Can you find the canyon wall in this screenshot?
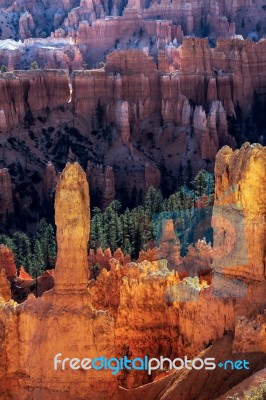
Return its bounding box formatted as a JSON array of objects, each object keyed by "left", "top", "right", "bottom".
[
  {"left": 0, "top": 70, "right": 70, "bottom": 133},
  {"left": 0, "top": 40, "right": 265, "bottom": 215}
]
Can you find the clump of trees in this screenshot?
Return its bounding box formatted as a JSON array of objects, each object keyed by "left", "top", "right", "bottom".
[
  {"left": 90, "top": 170, "right": 214, "bottom": 258},
  {"left": 30, "top": 61, "right": 40, "bottom": 70},
  {"left": 0, "top": 218, "right": 56, "bottom": 277}
]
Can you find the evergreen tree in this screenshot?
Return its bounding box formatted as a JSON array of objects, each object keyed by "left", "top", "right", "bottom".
[
  {"left": 90, "top": 207, "right": 107, "bottom": 249},
  {"left": 46, "top": 225, "right": 57, "bottom": 268},
  {"left": 192, "top": 170, "right": 207, "bottom": 197},
  {"left": 0, "top": 234, "right": 15, "bottom": 252},
  {"left": 104, "top": 201, "right": 122, "bottom": 252},
  {"left": 31, "top": 240, "right": 45, "bottom": 277},
  {"left": 30, "top": 61, "right": 39, "bottom": 70},
  {"left": 35, "top": 218, "right": 56, "bottom": 269},
  {"left": 12, "top": 232, "right": 33, "bottom": 273},
  {"left": 144, "top": 186, "right": 163, "bottom": 218},
  {"left": 166, "top": 192, "right": 182, "bottom": 211},
  {"left": 121, "top": 208, "right": 134, "bottom": 255}
]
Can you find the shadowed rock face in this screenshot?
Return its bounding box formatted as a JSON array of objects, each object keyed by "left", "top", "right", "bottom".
[
  {"left": 0, "top": 169, "right": 13, "bottom": 224},
  {"left": 54, "top": 162, "right": 90, "bottom": 293}
]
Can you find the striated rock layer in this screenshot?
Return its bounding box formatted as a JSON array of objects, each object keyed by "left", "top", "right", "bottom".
[{"left": 0, "top": 70, "right": 70, "bottom": 132}]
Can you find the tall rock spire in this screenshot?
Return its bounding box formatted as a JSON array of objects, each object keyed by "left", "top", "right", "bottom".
[{"left": 54, "top": 162, "right": 90, "bottom": 293}]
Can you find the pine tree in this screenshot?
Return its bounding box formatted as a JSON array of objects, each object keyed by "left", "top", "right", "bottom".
[
  {"left": 144, "top": 186, "right": 163, "bottom": 218},
  {"left": 166, "top": 192, "right": 182, "bottom": 211},
  {"left": 30, "top": 61, "right": 39, "bottom": 70},
  {"left": 121, "top": 208, "right": 134, "bottom": 255},
  {"left": 90, "top": 207, "right": 107, "bottom": 249},
  {"left": 192, "top": 170, "right": 207, "bottom": 197},
  {"left": 46, "top": 225, "right": 56, "bottom": 268},
  {"left": 0, "top": 234, "right": 15, "bottom": 252},
  {"left": 12, "top": 232, "right": 33, "bottom": 273},
  {"left": 35, "top": 218, "right": 56, "bottom": 269},
  {"left": 104, "top": 201, "right": 122, "bottom": 252},
  {"left": 31, "top": 240, "right": 45, "bottom": 277}
]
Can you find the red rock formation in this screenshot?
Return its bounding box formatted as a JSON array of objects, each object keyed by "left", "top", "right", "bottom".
[
  {"left": 0, "top": 168, "right": 14, "bottom": 223},
  {"left": 138, "top": 248, "right": 158, "bottom": 263},
  {"left": 157, "top": 219, "right": 181, "bottom": 269},
  {"left": 233, "top": 312, "right": 266, "bottom": 353},
  {"left": 193, "top": 105, "right": 219, "bottom": 160},
  {"left": 15, "top": 270, "right": 54, "bottom": 299},
  {"left": 19, "top": 11, "right": 35, "bottom": 39},
  {"left": 88, "top": 247, "right": 131, "bottom": 278},
  {"left": 102, "top": 166, "right": 116, "bottom": 208},
  {"left": 181, "top": 240, "right": 213, "bottom": 279},
  {"left": 18, "top": 266, "right": 32, "bottom": 280},
  {"left": 0, "top": 245, "right": 16, "bottom": 279},
  {"left": 86, "top": 162, "right": 115, "bottom": 208},
  {"left": 0, "top": 269, "right": 11, "bottom": 302}
]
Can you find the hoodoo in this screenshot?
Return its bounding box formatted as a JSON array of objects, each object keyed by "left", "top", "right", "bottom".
[{"left": 54, "top": 162, "right": 90, "bottom": 293}]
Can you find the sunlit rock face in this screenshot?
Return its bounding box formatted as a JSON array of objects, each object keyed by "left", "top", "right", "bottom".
[
  {"left": 212, "top": 143, "right": 266, "bottom": 354},
  {"left": 213, "top": 143, "right": 266, "bottom": 281},
  {"left": 0, "top": 270, "right": 11, "bottom": 302},
  {"left": 233, "top": 312, "right": 266, "bottom": 354},
  {"left": 54, "top": 162, "right": 90, "bottom": 293},
  {"left": 0, "top": 245, "right": 16, "bottom": 280}
]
